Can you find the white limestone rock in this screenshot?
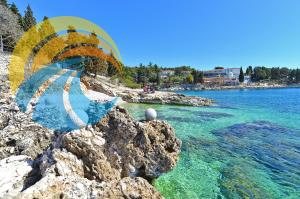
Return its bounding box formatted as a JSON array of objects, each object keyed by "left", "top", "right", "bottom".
[{"left": 0, "top": 155, "right": 33, "bottom": 198}]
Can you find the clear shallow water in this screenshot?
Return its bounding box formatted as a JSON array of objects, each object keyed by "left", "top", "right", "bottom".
[{"left": 124, "top": 88, "right": 300, "bottom": 199}]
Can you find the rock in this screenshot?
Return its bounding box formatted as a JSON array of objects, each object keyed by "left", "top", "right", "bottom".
[
  {"left": 0, "top": 101, "right": 54, "bottom": 160},
  {"left": 0, "top": 155, "right": 33, "bottom": 198},
  {"left": 13, "top": 175, "right": 163, "bottom": 199},
  {"left": 145, "top": 108, "right": 157, "bottom": 121},
  {"left": 82, "top": 75, "right": 213, "bottom": 106},
  {"left": 0, "top": 53, "right": 180, "bottom": 198},
  {"left": 97, "top": 107, "right": 181, "bottom": 180}
]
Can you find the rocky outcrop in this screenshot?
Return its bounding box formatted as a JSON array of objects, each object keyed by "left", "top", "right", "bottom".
[
  {"left": 0, "top": 60, "right": 54, "bottom": 160},
  {"left": 82, "top": 75, "right": 213, "bottom": 106},
  {"left": 0, "top": 53, "right": 181, "bottom": 198},
  {"left": 123, "top": 92, "right": 212, "bottom": 106},
  {"left": 0, "top": 108, "right": 180, "bottom": 199},
  {"left": 0, "top": 155, "right": 33, "bottom": 198},
  {"left": 0, "top": 95, "right": 54, "bottom": 160}
]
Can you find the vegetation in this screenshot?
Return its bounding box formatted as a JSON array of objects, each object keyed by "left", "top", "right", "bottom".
[
  {"left": 246, "top": 66, "right": 300, "bottom": 84},
  {"left": 239, "top": 67, "right": 244, "bottom": 83},
  {"left": 1, "top": 1, "right": 300, "bottom": 88},
  {"left": 0, "top": 4, "right": 23, "bottom": 52}
]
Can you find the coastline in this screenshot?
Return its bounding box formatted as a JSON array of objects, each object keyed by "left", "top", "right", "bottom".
[
  {"left": 0, "top": 53, "right": 181, "bottom": 198},
  {"left": 82, "top": 75, "right": 214, "bottom": 107},
  {"left": 160, "top": 83, "right": 300, "bottom": 92}
]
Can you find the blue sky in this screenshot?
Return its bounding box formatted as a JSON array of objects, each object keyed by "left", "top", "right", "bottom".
[{"left": 10, "top": 0, "right": 300, "bottom": 69}]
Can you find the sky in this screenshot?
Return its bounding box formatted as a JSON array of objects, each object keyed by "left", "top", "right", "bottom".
[{"left": 9, "top": 0, "right": 300, "bottom": 69}]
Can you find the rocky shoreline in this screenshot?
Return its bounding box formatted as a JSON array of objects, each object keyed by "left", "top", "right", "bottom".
[
  {"left": 0, "top": 53, "right": 181, "bottom": 198},
  {"left": 82, "top": 76, "right": 213, "bottom": 106},
  {"left": 160, "top": 83, "right": 300, "bottom": 92}
]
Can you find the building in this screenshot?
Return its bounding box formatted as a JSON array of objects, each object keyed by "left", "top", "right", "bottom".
[
  {"left": 203, "top": 67, "right": 241, "bottom": 84},
  {"left": 160, "top": 69, "right": 175, "bottom": 79}
]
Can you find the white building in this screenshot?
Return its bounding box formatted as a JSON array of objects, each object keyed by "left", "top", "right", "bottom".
[{"left": 160, "top": 70, "right": 175, "bottom": 79}]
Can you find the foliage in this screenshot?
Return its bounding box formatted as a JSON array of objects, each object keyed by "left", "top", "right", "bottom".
[
  {"left": 296, "top": 69, "right": 300, "bottom": 83},
  {"left": 271, "top": 67, "right": 280, "bottom": 80},
  {"left": 23, "top": 5, "right": 36, "bottom": 31},
  {"left": 252, "top": 67, "right": 269, "bottom": 81},
  {"left": 174, "top": 66, "right": 192, "bottom": 76},
  {"left": 0, "top": 0, "right": 8, "bottom": 7},
  {"left": 239, "top": 67, "right": 244, "bottom": 83},
  {"left": 0, "top": 4, "right": 23, "bottom": 52},
  {"left": 9, "top": 3, "right": 23, "bottom": 28},
  {"left": 192, "top": 70, "right": 204, "bottom": 84},
  {"left": 186, "top": 74, "right": 194, "bottom": 84},
  {"left": 246, "top": 66, "right": 253, "bottom": 76}
]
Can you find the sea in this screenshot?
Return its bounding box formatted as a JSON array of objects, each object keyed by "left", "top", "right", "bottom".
[{"left": 125, "top": 88, "right": 300, "bottom": 199}]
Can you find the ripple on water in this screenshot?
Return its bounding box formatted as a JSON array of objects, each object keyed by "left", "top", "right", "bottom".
[
  {"left": 156, "top": 121, "right": 300, "bottom": 199},
  {"left": 158, "top": 110, "right": 233, "bottom": 123},
  {"left": 212, "top": 121, "right": 300, "bottom": 198}
]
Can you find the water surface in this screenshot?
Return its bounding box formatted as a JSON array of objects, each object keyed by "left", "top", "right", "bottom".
[{"left": 125, "top": 88, "right": 300, "bottom": 199}]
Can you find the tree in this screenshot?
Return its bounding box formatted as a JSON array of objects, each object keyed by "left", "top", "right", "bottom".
[
  {"left": 271, "top": 67, "right": 280, "bottom": 80},
  {"left": 280, "top": 67, "right": 289, "bottom": 80},
  {"left": 186, "top": 74, "right": 194, "bottom": 84},
  {"left": 252, "top": 67, "right": 267, "bottom": 81},
  {"left": 0, "top": 5, "right": 23, "bottom": 52},
  {"left": 288, "top": 69, "right": 296, "bottom": 83},
  {"left": 246, "top": 66, "right": 253, "bottom": 76},
  {"left": 39, "top": 16, "right": 57, "bottom": 39},
  {"left": 154, "top": 64, "right": 161, "bottom": 86},
  {"left": 198, "top": 71, "right": 204, "bottom": 84},
  {"left": 191, "top": 69, "right": 198, "bottom": 84},
  {"left": 107, "top": 52, "right": 118, "bottom": 77},
  {"left": 296, "top": 69, "right": 300, "bottom": 83},
  {"left": 23, "top": 5, "right": 36, "bottom": 31},
  {"left": 191, "top": 70, "right": 204, "bottom": 84},
  {"left": 0, "top": 0, "right": 8, "bottom": 7},
  {"left": 9, "top": 3, "right": 23, "bottom": 28},
  {"left": 239, "top": 67, "right": 244, "bottom": 83}
]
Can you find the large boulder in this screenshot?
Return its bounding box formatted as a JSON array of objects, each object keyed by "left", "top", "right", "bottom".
[
  {"left": 0, "top": 107, "right": 181, "bottom": 198},
  {"left": 97, "top": 106, "right": 181, "bottom": 180}
]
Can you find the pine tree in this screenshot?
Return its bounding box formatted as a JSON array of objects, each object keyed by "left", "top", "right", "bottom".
[
  {"left": 39, "top": 16, "right": 57, "bottom": 39},
  {"left": 0, "top": 0, "right": 8, "bottom": 7},
  {"left": 23, "top": 5, "right": 37, "bottom": 31},
  {"left": 9, "top": 3, "right": 23, "bottom": 29},
  {"left": 246, "top": 66, "right": 253, "bottom": 76},
  {"left": 0, "top": 4, "right": 23, "bottom": 52},
  {"left": 198, "top": 71, "right": 204, "bottom": 84},
  {"left": 154, "top": 64, "right": 161, "bottom": 86},
  {"left": 191, "top": 70, "right": 198, "bottom": 84},
  {"left": 107, "top": 50, "right": 118, "bottom": 77},
  {"left": 288, "top": 69, "right": 296, "bottom": 83},
  {"left": 296, "top": 69, "right": 300, "bottom": 83},
  {"left": 239, "top": 67, "right": 244, "bottom": 83}
]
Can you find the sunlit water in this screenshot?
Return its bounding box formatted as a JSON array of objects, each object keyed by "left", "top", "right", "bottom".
[{"left": 124, "top": 88, "right": 300, "bottom": 199}]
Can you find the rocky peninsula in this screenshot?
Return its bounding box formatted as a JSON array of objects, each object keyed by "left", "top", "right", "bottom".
[
  {"left": 81, "top": 76, "right": 213, "bottom": 106},
  {"left": 0, "top": 53, "right": 181, "bottom": 198}
]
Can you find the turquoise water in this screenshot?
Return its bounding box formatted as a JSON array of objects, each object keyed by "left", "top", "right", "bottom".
[{"left": 125, "top": 88, "right": 300, "bottom": 199}]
